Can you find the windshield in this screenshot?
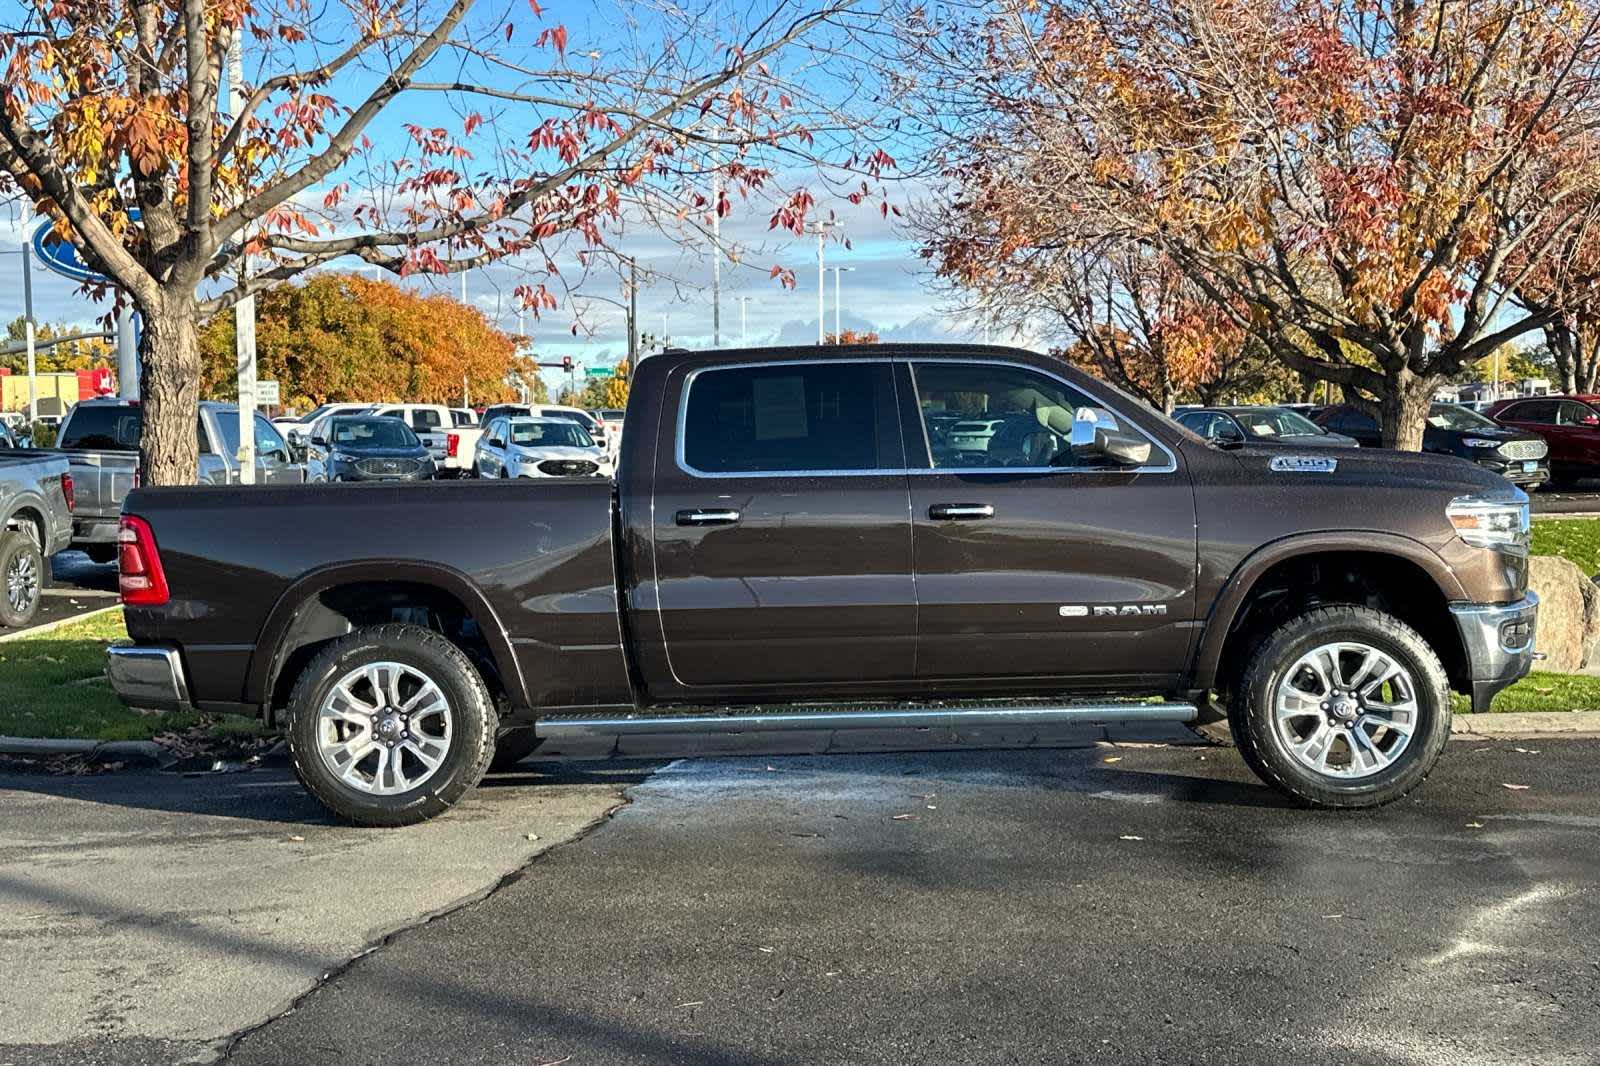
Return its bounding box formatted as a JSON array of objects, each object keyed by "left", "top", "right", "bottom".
[
  {"left": 1232, "top": 408, "right": 1326, "bottom": 438},
  {"left": 510, "top": 421, "right": 595, "bottom": 448},
  {"left": 1427, "top": 404, "right": 1497, "bottom": 430},
  {"left": 329, "top": 418, "right": 419, "bottom": 448}
]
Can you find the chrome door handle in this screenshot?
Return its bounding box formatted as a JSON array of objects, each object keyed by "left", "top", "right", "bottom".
[
  {"left": 676, "top": 508, "right": 742, "bottom": 526},
  {"left": 928, "top": 503, "right": 995, "bottom": 521}
]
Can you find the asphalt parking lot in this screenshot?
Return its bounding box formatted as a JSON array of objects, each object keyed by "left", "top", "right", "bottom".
[{"left": 4, "top": 735, "right": 1596, "bottom": 1066}]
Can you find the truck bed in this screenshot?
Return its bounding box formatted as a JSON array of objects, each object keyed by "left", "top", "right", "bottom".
[{"left": 121, "top": 478, "right": 630, "bottom": 715}]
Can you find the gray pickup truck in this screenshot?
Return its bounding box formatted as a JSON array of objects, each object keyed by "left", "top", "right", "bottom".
[
  {"left": 0, "top": 448, "right": 73, "bottom": 627},
  {"left": 54, "top": 399, "right": 309, "bottom": 562}
]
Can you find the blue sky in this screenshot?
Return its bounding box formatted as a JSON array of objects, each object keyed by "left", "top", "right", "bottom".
[{"left": 0, "top": 1, "right": 1023, "bottom": 393}]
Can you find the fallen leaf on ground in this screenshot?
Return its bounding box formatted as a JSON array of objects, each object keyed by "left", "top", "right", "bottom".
[{"left": 1502, "top": 783, "right": 1531, "bottom": 791}]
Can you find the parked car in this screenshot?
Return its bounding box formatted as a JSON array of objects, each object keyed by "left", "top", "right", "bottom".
[
  {"left": 0, "top": 448, "right": 73, "bottom": 627},
  {"left": 311, "top": 416, "right": 437, "bottom": 482},
  {"left": 1311, "top": 403, "right": 1549, "bottom": 489},
  {"left": 1176, "top": 406, "right": 1360, "bottom": 448},
  {"left": 0, "top": 421, "right": 19, "bottom": 448},
  {"left": 368, "top": 403, "right": 482, "bottom": 478},
  {"left": 107, "top": 344, "right": 1536, "bottom": 825},
  {"left": 52, "top": 399, "right": 307, "bottom": 562},
  {"left": 481, "top": 403, "right": 605, "bottom": 440},
  {"left": 450, "top": 408, "right": 479, "bottom": 427},
  {"left": 1485, "top": 395, "right": 1600, "bottom": 487},
  {"left": 592, "top": 407, "right": 625, "bottom": 456},
  {"left": 474, "top": 416, "right": 612, "bottom": 479},
  {"left": 277, "top": 403, "right": 373, "bottom": 445}
]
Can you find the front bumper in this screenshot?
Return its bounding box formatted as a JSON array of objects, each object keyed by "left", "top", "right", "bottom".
[
  {"left": 1450, "top": 593, "right": 1539, "bottom": 713},
  {"left": 106, "top": 645, "right": 192, "bottom": 713},
  {"left": 1475, "top": 455, "right": 1548, "bottom": 487}
]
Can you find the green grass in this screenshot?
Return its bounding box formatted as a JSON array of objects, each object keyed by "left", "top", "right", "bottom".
[
  {"left": 1530, "top": 516, "right": 1600, "bottom": 576},
  {"left": 0, "top": 610, "right": 265, "bottom": 742},
  {"left": 1452, "top": 670, "right": 1600, "bottom": 713}
]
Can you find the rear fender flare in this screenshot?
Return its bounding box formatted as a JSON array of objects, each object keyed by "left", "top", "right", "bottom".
[
  {"left": 247, "top": 560, "right": 525, "bottom": 712},
  {"left": 1190, "top": 531, "right": 1465, "bottom": 690}
]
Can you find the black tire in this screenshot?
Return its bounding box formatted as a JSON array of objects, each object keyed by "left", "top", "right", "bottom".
[
  {"left": 1229, "top": 605, "right": 1451, "bottom": 809},
  {"left": 489, "top": 727, "right": 545, "bottom": 771},
  {"left": 83, "top": 544, "right": 117, "bottom": 565},
  {"left": 0, "top": 531, "right": 44, "bottom": 628},
  {"left": 285, "top": 623, "right": 495, "bottom": 826}
]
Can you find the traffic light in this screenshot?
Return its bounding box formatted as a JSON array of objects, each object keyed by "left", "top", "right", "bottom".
[{"left": 561, "top": 355, "right": 573, "bottom": 371}]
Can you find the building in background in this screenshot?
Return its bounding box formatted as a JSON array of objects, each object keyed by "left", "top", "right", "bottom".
[{"left": 0, "top": 367, "right": 116, "bottom": 414}]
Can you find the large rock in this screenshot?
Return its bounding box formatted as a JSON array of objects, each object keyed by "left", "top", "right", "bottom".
[{"left": 1527, "top": 554, "right": 1600, "bottom": 672}]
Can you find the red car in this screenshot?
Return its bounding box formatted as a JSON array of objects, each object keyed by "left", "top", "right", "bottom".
[{"left": 1486, "top": 395, "right": 1600, "bottom": 486}]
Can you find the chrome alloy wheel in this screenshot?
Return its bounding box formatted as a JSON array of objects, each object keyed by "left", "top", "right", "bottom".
[
  {"left": 316, "top": 662, "right": 453, "bottom": 795},
  {"left": 1274, "top": 641, "right": 1417, "bottom": 779},
  {"left": 5, "top": 549, "right": 39, "bottom": 616}
]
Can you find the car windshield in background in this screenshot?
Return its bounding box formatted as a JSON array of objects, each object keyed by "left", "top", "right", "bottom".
[
  {"left": 329, "top": 418, "right": 419, "bottom": 448},
  {"left": 1428, "top": 404, "right": 1498, "bottom": 430},
  {"left": 1232, "top": 408, "right": 1325, "bottom": 438},
  {"left": 544, "top": 409, "right": 601, "bottom": 432},
  {"left": 510, "top": 421, "right": 594, "bottom": 448},
  {"left": 598, "top": 409, "right": 625, "bottom": 421},
  {"left": 483, "top": 405, "right": 524, "bottom": 424}
]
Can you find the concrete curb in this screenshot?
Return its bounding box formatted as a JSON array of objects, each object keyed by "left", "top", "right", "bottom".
[
  {"left": 1449, "top": 711, "right": 1600, "bottom": 737},
  {"left": 0, "top": 735, "right": 165, "bottom": 762},
  {"left": 0, "top": 603, "right": 121, "bottom": 644}
]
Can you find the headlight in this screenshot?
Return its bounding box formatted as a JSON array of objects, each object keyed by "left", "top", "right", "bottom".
[
  {"left": 1462, "top": 438, "right": 1498, "bottom": 449},
  {"left": 330, "top": 450, "right": 357, "bottom": 464},
  {"left": 1447, "top": 493, "right": 1529, "bottom": 552}
]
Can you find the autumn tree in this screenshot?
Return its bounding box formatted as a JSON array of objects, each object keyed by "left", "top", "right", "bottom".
[
  {"left": 1511, "top": 201, "right": 1600, "bottom": 393},
  {"left": 0, "top": 0, "right": 892, "bottom": 482},
  {"left": 3, "top": 318, "right": 115, "bottom": 372},
  {"left": 902, "top": 0, "right": 1600, "bottom": 448},
  {"left": 824, "top": 328, "right": 880, "bottom": 344},
  {"left": 197, "top": 273, "right": 521, "bottom": 407}
]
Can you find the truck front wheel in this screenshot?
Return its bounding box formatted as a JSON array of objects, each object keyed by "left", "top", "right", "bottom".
[
  {"left": 1229, "top": 605, "right": 1451, "bottom": 809},
  {"left": 286, "top": 624, "right": 495, "bottom": 826}
]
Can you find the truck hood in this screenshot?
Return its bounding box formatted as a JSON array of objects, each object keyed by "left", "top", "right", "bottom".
[{"left": 1222, "top": 440, "right": 1514, "bottom": 497}]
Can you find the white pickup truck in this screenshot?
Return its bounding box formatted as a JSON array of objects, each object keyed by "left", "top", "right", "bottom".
[{"left": 369, "top": 404, "right": 482, "bottom": 478}]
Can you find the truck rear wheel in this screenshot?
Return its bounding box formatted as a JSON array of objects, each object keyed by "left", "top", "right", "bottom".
[
  {"left": 0, "top": 531, "right": 44, "bottom": 628},
  {"left": 285, "top": 624, "right": 495, "bottom": 826},
  {"left": 1229, "top": 605, "right": 1451, "bottom": 809}
]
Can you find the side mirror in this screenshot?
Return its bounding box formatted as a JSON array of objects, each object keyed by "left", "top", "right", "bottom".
[
  {"left": 311, "top": 436, "right": 328, "bottom": 448},
  {"left": 1070, "top": 409, "right": 1153, "bottom": 467}
]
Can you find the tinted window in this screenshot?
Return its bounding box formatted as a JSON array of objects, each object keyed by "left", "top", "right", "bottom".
[
  {"left": 542, "top": 409, "right": 601, "bottom": 432},
  {"left": 1504, "top": 400, "right": 1559, "bottom": 425},
  {"left": 59, "top": 405, "right": 141, "bottom": 451},
  {"left": 913, "top": 361, "right": 1113, "bottom": 469},
  {"left": 1232, "top": 408, "right": 1325, "bottom": 438},
  {"left": 483, "top": 405, "right": 524, "bottom": 424},
  {"left": 1331, "top": 407, "right": 1378, "bottom": 433},
  {"left": 682, "top": 362, "right": 890, "bottom": 473},
  {"left": 451, "top": 409, "right": 477, "bottom": 426},
  {"left": 1558, "top": 400, "right": 1599, "bottom": 426}
]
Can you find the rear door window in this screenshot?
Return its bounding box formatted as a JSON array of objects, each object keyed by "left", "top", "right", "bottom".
[
  {"left": 1505, "top": 400, "right": 1559, "bottom": 424},
  {"left": 680, "top": 362, "right": 897, "bottom": 474},
  {"left": 59, "top": 406, "right": 141, "bottom": 450}
]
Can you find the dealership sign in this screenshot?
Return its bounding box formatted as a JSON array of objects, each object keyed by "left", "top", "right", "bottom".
[{"left": 29, "top": 210, "right": 141, "bottom": 284}]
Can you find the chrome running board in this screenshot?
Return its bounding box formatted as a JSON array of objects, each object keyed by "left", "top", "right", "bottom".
[{"left": 536, "top": 700, "right": 1197, "bottom": 740}]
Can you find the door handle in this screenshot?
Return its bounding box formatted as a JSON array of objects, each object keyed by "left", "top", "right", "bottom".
[
  {"left": 928, "top": 503, "right": 995, "bottom": 521},
  {"left": 676, "top": 508, "right": 742, "bottom": 527}
]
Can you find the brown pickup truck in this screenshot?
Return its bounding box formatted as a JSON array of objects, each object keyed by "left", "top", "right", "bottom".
[{"left": 106, "top": 344, "right": 1537, "bottom": 825}]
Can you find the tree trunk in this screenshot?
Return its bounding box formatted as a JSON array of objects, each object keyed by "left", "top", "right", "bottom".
[
  {"left": 1547, "top": 324, "right": 1579, "bottom": 393},
  {"left": 136, "top": 298, "right": 203, "bottom": 486},
  {"left": 1379, "top": 369, "right": 1437, "bottom": 451},
  {"left": 1579, "top": 328, "right": 1600, "bottom": 394}
]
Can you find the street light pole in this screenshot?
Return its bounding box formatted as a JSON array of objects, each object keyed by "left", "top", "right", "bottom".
[
  {"left": 806, "top": 221, "right": 839, "bottom": 344},
  {"left": 626, "top": 255, "right": 638, "bottom": 365},
  {"left": 21, "top": 240, "right": 36, "bottom": 422},
  {"left": 833, "top": 266, "right": 854, "bottom": 341},
  {"left": 227, "top": 36, "right": 256, "bottom": 484},
  {"left": 711, "top": 169, "right": 722, "bottom": 347},
  {"left": 737, "top": 296, "right": 752, "bottom": 347}
]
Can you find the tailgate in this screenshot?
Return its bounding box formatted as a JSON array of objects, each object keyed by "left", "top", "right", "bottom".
[{"left": 67, "top": 451, "right": 137, "bottom": 518}]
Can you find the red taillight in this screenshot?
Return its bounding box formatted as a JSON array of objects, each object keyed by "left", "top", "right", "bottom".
[
  {"left": 446, "top": 432, "right": 460, "bottom": 458},
  {"left": 118, "top": 515, "right": 169, "bottom": 606},
  {"left": 61, "top": 472, "right": 75, "bottom": 512}
]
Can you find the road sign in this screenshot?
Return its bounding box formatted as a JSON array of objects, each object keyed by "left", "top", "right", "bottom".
[
  {"left": 255, "top": 380, "right": 281, "bottom": 406},
  {"left": 585, "top": 366, "right": 614, "bottom": 378}
]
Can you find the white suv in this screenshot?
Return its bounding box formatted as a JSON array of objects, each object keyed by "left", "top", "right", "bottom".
[{"left": 475, "top": 416, "right": 613, "bottom": 479}]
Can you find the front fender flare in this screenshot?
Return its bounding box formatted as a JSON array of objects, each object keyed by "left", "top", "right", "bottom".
[{"left": 1189, "top": 530, "right": 1465, "bottom": 691}]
